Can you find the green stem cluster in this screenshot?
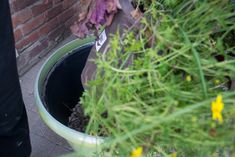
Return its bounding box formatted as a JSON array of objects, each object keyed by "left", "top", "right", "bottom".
[{"left": 81, "top": 0, "right": 235, "bottom": 156}]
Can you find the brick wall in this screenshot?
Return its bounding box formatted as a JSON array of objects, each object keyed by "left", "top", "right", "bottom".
[{"left": 10, "top": 0, "right": 79, "bottom": 75}]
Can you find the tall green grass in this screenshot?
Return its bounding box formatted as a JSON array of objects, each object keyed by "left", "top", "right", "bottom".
[{"left": 81, "top": 0, "right": 235, "bottom": 156}]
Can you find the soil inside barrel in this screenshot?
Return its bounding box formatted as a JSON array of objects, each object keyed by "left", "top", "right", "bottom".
[
  {"left": 68, "top": 102, "right": 89, "bottom": 132},
  {"left": 42, "top": 43, "right": 93, "bottom": 131}
]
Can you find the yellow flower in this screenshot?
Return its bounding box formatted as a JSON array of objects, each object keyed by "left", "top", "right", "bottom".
[
  {"left": 171, "top": 153, "right": 177, "bottom": 157},
  {"left": 191, "top": 116, "right": 197, "bottom": 122},
  {"left": 211, "top": 152, "right": 219, "bottom": 157},
  {"left": 186, "top": 75, "right": 192, "bottom": 82},
  {"left": 211, "top": 94, "right": 224, "bottom": 123},
  {"left": 129, "top": 147, "right": 143, "bottom": 157},
  {"left": 214, "top": 79, "right": 220, "bottom": 85}
]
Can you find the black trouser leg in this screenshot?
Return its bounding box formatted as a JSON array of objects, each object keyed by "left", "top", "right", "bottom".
[
  {"left": 0, "top": 108, "right": 31, "bottom": 157},
  {"left": 0, "top": 0, "right": 31, "bottom": 156}
]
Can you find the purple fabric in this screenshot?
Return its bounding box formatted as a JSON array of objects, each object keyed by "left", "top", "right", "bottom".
[
  {"left": 71, "top": 0, "right": 120, "bottom": 38},
  {"left": 90, "top": 0, "right": 107, "bottom": 28}
]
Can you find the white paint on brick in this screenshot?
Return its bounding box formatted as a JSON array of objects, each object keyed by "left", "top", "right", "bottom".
[{"left": 16, "top": 48, "right": 19, "bottom": 58}]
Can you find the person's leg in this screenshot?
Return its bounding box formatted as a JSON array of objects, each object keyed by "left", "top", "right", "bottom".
[{"left": 0, "top": 0, "right": 31, "bottom": 156}]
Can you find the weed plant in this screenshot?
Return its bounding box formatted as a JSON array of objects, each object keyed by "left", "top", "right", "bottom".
[{"left": 81, "top": 0, "right": 235, "bottom": 156}]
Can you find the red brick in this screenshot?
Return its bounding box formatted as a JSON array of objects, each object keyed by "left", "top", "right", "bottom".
[
  {"left": 46, "top": 4, "right": 62, "bottom": 20},
  {"left": 15, "top": 31, "right": 39, "bottom": 52},
  {"left": 29, "top": 40, "right": 48, "bottom": 58},
  {"left": 62, "top": 0, "right": 77, "bottom": 10},
  {"left": 72, "top": 1, "right": 80, "bottom": 10},
  {"left": 48, "top": 25, "right": 65, "bottom": 41},
  {"left": 58, "top": 7, "right": 75, "bottom": 23},
  {"left": 12, "top": 0, "right": 37, "bottom": 12},
  {"left": 65, "top": 15, "right": 76, "bottom": 28},
  {"left": 39, "top": 18, "right": 59, "bottom": 36},
  {"left": 31, "top": 1, "right": 53, "bottom": 17},
  {"left": 14, "top": 29, "right": 23, "bottom": 42},
  {"left": 10, "top": 1, "right": 16, "bottom": 14},
  {"left": 21, "top": 14, "right": 45, "bottom": 36},
  {"left": 12, "top": 8, "right": 32, "bottom": 28},
  {"left": 53, "top": 0, "right": 62, "bottom": 5}
]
